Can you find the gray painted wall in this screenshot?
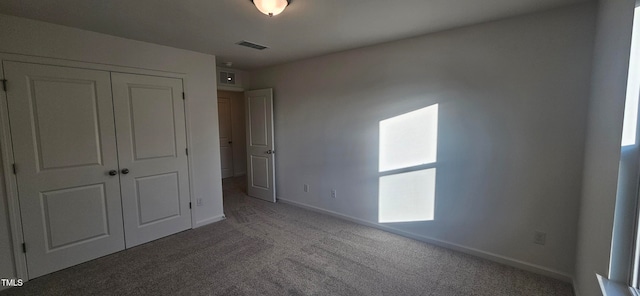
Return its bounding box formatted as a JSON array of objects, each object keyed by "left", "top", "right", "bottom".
[
  {"left": 0, "top": 13, "right": 224, "bottom": 281},
  {"left": 249, "top": 4, "right": 596, "bottom": 277},
  {"left": 574, "top": 0, "right": 636, "bottom": 295}
]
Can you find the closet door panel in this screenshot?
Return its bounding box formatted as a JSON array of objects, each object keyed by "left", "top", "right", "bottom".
[
  {"left": 3, "top": 61, "right": 125, "bottom": 278},
  {"left": 111, "top": 73, "right": 191, "bottom": 248}
]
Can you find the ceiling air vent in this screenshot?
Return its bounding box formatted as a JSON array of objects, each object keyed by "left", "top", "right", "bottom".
[{"left": 236, "top": 40, "right": 268, "bottom": 50}]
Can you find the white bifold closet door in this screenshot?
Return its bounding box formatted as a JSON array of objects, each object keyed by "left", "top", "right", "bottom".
[
  {"left": 4, "top": 61, "right": 125, "bottom": 278},
  {"left": 4, "top": 61, "right": 191, "bottom": 278},
  {"left": 111, "top": 73, "right": 191, "bottom": 248}
]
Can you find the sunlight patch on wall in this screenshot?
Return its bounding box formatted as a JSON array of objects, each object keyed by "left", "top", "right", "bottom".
[
  {"left": 379, "top": 105, "right": 438, "bottom": 172},
  {"left": 379, "top": 168, "right": 436, "bottom": 223},
  {"left": 378, "top": 104, "right": 438, "bottom": 223}
]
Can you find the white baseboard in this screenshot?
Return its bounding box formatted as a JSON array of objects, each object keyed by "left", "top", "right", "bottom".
[
  {"left": 277, "top": 196, "right": 573, "bottom": 283},
  {"left": 194, "top": 214, "right": 226, "bottom": 228}
]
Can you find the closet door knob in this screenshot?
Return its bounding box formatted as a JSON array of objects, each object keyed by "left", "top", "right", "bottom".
[
  {"left": 121, "top": 168, "right": 130, "bottom": 175},
  {"left": 108, "top": 170, "right": 118, "bottom": 176}
]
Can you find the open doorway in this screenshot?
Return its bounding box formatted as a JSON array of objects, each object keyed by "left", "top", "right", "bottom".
[
  {"left": 217, "top": 90, "right": 247, "bottom": 179},
  {"left": 217, "top": 90, "right": 248, "bottom": 210},
  {"left": 217, "top": 89, "right": 277, "bottom": 202}
]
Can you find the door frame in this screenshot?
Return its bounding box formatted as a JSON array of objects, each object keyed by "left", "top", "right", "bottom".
[{"left": 0, "top": 52, "right": 196, "bottom": 281}]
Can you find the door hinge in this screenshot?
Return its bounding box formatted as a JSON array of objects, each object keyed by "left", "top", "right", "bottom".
[
  {"left": 182, "top": 92, "right": 185, "bottom": 100},
  {"left": 22, "top": 243, "right": 26, "bottom": 253},
  {"left": 189, "top": 202, "right": 192, "bottom": 209},
  {"left": 185, "top": 148, "right": 189, "bottom": 156},
  {"left": 1, "top": 79, "right": 6, "bottom": 92},
  {"left": 12, "top": 164, "right": 16, "bottom": 174}
]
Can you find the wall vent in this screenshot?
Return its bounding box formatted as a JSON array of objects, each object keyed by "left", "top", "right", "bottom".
[
  {"left": 236, "top": 40, "right": 268, "bottom": 50},
  {"left": 219, "top": 71, "right": 236, "bottom": 85}
]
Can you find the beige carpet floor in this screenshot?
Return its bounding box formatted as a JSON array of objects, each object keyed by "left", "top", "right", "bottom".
[{"left": 0, "top": 176, "right": 573, "bottom": 296}]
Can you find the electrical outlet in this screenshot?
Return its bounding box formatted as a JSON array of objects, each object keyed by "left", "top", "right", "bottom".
[
  {"left": 304, "top": 184, "right": 309, "bottom": 192},
  {"left": 533, "top": 231, "right": 546, "bottom": 245},
  {"left": 196, "top": 198, "right": 203, "bottom": 206},
  {"left": 331, "top": 189, "right": 336, "bottom": 198}
]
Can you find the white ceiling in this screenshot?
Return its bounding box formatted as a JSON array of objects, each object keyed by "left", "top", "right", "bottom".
[{"left": 0, "top": 0, "right": 589, "bottom": 70}]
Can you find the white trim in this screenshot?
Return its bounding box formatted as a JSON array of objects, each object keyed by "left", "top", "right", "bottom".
[
  {"left": 277, "top": 196, "right": 573, "bottom": 283},
  {"left": 598, "top": 274, "right": 636, "bottom": 296},
  {"left": 194, "top": 214, "right": 226, "bottom": 228},
  {"left": 217, "top": 86, "right": 245, "bottom": 92},
  {"left": 182, "top": 79, "right": 198, "bottom": 230},
  {"left": 0, "top": 52, "right": 195, "bottom": 280}
]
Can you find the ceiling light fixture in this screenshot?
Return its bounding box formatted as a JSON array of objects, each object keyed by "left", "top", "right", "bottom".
[{"left": 252, "top": 0, "right": 290, "bottom": 17}]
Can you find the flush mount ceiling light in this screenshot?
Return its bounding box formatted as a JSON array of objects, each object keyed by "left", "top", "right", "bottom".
[{"left": 252, "top": 0, "right": 290, "bottom": 17}]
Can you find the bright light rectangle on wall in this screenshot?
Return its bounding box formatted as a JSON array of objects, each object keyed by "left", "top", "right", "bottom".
[
  {"left": 379, "top": 168, "right": 436, "bottom": 223},
  {"left": 379, "top": 105, "right": 438, "bottom": 172}
]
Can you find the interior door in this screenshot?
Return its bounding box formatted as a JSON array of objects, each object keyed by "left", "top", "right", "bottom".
[
  {"left": 245, "top": 89, "right": 276, "bottom": 202},
  {"left": 217, "top": 96, "right": 234, "bottom": 179},
  {"left": 111, "top": 73, "right": 192, "bottom": 248},
  {"left": 3, "top": 61, "right": 125, "bottom": 278}
]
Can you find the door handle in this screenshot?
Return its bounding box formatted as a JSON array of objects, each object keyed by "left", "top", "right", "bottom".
[
  {"left": 228, "top": 141, "right": 232, "bottom": 144},
  {"left": 108, "top": 170, "right": 118, "bottom": 176},
  {"left": 121, "top": 168, "right": 130, "bottom": 175},
  {"left": 266, "top": 150, "right": 275, "bottom": 154}
]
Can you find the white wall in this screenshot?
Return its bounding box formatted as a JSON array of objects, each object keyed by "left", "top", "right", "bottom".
[
  {"left": 574, "top": 0, "right": 636, "bottom": 295},
  {"left": 249, "top": 4, "right": 595, "bottom": 278},
  {"left": 0, "top": 14, "right": 224, "bottom": 280}
]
